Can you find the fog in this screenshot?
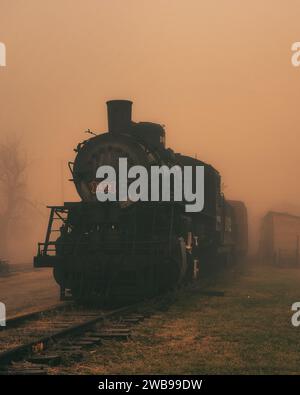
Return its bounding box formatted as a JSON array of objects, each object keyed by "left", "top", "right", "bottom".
[{"left": 0, "top": 0, "right": 300, "bottom": 262}]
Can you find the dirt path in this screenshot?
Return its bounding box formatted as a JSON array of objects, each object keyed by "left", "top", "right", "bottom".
[{"left": 0, "top": 268, "right": 60, "bottom": 318}]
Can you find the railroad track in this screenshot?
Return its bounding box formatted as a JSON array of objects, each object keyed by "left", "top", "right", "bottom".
[
  {"left": 0, "top": 302, "right": 147, "bottom": 375},
  {"left": 0, "top": 281, "right": 223, "bottom": 375},
  {"left": 2, "top": 303, "right": 72, "bottom": 329}
]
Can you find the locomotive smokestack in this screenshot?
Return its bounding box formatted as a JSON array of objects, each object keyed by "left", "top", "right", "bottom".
[{"left": 106, "top": 100, "right": 133, "bottom": 133}]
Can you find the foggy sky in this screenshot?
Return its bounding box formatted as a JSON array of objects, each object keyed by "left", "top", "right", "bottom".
[{"left": 1, "top": 0, "right": 300, "bottom": 260}]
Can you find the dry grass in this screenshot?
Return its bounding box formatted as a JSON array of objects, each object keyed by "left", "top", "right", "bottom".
[{"left": 52, "top": 263, "right": 300, "bottom": 375}]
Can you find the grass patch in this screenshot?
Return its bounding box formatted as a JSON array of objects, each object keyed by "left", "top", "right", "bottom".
[{"left": 52, "top": 263, "right": 300, "bottom": 375}]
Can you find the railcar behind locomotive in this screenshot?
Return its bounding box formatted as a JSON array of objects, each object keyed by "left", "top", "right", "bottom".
[{"left": 34, "top": 100, "right": 248, "bottom": 304}]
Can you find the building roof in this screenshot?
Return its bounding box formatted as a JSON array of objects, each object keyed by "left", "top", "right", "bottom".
[{"left": 263, "top": 211, "right": 300, "bottom": 221}]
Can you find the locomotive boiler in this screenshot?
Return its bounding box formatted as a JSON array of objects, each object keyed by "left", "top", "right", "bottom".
[{"left": 34, "top": 100, "right": 248, "bottom": 305}]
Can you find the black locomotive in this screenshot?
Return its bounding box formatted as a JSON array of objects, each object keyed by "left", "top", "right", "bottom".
[{"left": 34, "top": 100, "right": 248, "bottom": 304}]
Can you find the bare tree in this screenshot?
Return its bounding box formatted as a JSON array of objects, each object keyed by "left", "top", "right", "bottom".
[{"left": 0, "top": 137, "right": 27, "bottom": 257}]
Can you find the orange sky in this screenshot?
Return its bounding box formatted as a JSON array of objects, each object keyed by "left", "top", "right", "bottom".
[{"left": 1, "top": 0, "right": 300, "bottom": 260}]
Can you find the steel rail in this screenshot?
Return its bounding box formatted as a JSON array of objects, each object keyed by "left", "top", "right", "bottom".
[
  {"left": 2, "top": 303, "right": 72, "bottom": 330},
  {"left": 0, "top": 304, "right": 136, "bottom": 369}
]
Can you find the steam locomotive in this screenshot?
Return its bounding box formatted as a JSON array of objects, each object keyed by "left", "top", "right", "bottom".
[{"left": 34, "top": 100, "right": 248, "bottom": 305}]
